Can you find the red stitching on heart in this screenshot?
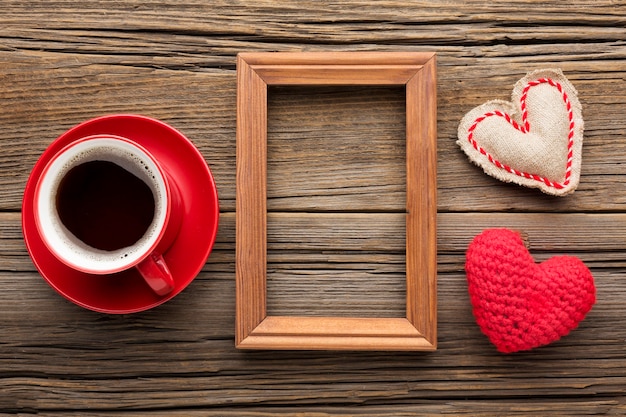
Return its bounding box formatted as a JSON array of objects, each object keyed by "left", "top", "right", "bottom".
[{"left": 466, "top": 78, "right": 575, "bottom": 189}]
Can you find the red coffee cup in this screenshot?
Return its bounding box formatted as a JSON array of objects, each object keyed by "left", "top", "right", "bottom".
[{"left": 33, "top": 134, "right": 183, "bottom": 296}]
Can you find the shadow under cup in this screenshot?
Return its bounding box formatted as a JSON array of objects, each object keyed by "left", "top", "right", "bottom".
[{"left": 33, "top": 135, "right": 182, "bottom": 295}]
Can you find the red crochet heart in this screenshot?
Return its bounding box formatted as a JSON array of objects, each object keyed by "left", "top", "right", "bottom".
[{"left": 465, "top": 229, "right": 595, "bottom": 353}]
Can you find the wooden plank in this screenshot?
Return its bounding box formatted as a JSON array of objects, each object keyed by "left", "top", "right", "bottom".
[
  {"left": 2, "top": 352, "right": 626, "bottom": 410},
  {"left": 2, "top": 2, "right": 625, "bottom": 39},
  {"left": 8, "top": 400, "right": 623, "bottom": 416},
  {"left": 9, "top": 210, "right": 626, "bottom": 269}
]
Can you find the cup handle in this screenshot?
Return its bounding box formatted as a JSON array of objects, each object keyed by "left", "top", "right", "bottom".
[{"left": 136, "top": 252, "right": 174, "bottom": 296}]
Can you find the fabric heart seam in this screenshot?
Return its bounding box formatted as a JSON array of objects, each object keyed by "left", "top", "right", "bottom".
[{"left": 465, "top": 77, "right": 575, "bottom": 190}]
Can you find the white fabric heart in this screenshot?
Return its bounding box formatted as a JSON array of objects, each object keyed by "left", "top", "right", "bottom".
[{"left": 457, "top": 69, "right": 584, "bottom": 196}]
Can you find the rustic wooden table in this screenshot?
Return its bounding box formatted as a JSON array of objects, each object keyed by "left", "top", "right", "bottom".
[{"left": 2, "top": 1, "right": 626, "bottom": 415}]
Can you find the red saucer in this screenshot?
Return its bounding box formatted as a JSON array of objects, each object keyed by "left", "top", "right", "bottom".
[{"left": 22, "top": 115, "right": 220, "bottom": 313}]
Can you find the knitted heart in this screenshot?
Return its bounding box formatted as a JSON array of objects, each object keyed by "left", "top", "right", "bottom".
[
  {"left": 465, "top": 229, "right": 595, "bottom": 353},
  {"left": 457, "top": 69, "right": 584, "bottom": 196}
]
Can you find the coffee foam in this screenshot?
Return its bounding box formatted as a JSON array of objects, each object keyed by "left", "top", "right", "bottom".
[{"left": 36, "top": 137, "right": 168, "bottom": 273}]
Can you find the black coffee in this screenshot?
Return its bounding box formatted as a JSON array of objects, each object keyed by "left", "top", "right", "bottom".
[{"left": 56, "top": 160, "right": 155, "bottom": 251}]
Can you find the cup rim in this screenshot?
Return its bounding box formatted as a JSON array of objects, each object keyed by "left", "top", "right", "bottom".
[{"left": 33, "top": 134, "right": 171, "bottom": 274}]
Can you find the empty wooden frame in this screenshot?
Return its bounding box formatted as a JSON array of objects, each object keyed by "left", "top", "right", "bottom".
[{"left": 236, "top": 52, "right": 437, "bottom": 350}]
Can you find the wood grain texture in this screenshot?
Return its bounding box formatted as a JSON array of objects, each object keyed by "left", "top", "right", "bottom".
[
  {"left": 2, "top": 0, "right": 626, "bottom": 414},
  {"left": 235, "top": 54, "right": 268, "bottom": 346}
]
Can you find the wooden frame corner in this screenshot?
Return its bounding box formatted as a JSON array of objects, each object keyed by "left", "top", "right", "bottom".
[{"left": 236, "top": 52, "right": 437, "bottom": 350}]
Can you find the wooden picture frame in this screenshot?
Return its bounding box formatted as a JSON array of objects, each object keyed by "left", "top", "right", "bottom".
[{"left": 236, "top": 52, "right": 437, "bottom": 350}]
